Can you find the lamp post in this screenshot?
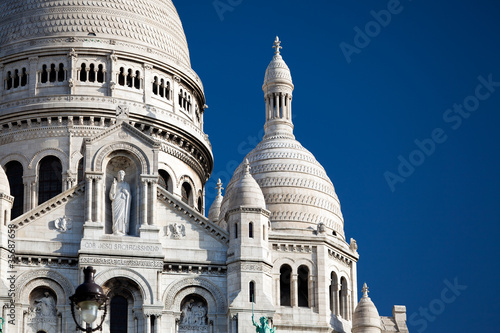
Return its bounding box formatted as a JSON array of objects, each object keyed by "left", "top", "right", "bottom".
[{"left": 69, "top": 266, "right": 108, "bottom": 332}]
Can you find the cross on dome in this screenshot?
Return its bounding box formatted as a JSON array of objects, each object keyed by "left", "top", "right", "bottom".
[
  {"left": 273, "top": 36, "right": 282, "bottom": 55},
  {"left": 215, "top": 178, "right": 224, "bottom": 196},
  {"left": 362, "top": 283, "right": 369, "bottom": 298}
]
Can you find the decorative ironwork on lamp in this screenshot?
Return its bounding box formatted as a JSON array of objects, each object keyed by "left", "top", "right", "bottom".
[{"left": 69, "top": 266, "right": 108, "bottom": 332}]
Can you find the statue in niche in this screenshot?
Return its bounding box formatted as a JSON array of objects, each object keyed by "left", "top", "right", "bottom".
[
  {"left": 34, "top": 292, "right": 56, "bottom": 317},
  {"left": 109, "top": 170, "right": 131, "bottom": 235},
  {"left": 180, "top": 299, "right": 208, "bottom": 327}
]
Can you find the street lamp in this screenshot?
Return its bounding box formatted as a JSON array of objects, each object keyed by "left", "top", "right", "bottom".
[{"left": 69, "top": 266, "right": 108, "bottom": 332}]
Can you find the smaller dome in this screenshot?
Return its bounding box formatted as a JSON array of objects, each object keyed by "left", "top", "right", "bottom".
[
  {"left": 263, "top": 37, "right": 293, "bottom": 88},
  {"left": 208, "top": 179, "right": 224, "bottom": 223},
  {"left": 228, "top": 160, "right": 266, "bottom": 210},
  {"left": 0, "top": 165, "right": 10, "bottom": 195},
  {"left": 352, "top": 284, "right": 382, "bottom": 333}
]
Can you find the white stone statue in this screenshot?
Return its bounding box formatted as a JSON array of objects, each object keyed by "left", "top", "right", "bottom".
[
  {"left": 109, "top": 170, "right": 131, "bottom": 235},
  {"left": 34, "top": 292, "right": 56, "bottom": 317}
]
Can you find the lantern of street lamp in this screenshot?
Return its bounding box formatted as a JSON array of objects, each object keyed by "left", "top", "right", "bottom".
[{"left": 69, "top": 266, "right": 108, "bottom": 332}]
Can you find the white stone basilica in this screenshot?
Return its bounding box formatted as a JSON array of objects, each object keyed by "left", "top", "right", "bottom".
[{"left": 0, "top": 1, "right": 409, "bottom": 332}]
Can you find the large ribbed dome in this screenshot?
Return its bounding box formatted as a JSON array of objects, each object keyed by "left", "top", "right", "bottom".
[{"left": 0, "top": 0, "right": 190, "bottom": 66}]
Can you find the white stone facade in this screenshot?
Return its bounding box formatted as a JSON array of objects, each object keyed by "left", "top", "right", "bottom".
[{"left": 0, "top": 1, "right": 408, "bottom": 333}]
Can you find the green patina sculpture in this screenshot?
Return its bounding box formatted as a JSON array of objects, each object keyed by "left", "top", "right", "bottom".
[
  {"left": 252, "top": 314, "right": 276, "bottom": 333},
  {"left": 0, "top": 316, "right": 4, "bottom": 331}
]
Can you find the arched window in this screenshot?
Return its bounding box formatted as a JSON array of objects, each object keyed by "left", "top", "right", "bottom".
[
  {"left": 5, "top": 161, "right": 24, "bottom": 219},
  {"left": 249, "top": 281, "right": 255, "bottom": 303},
  {"left": 49, "top": 64, "right": 56, "bottom": 82},
  {"left": 126, "top": 69, "right": 133, "bottom": 87},
  {"left": 197, "top": 197, "right": 202, "bottom": 213},
  {"left": 80, "top": 63, "right": 87, "bottom": 82},
  {"left": 21, "top": 68, "right": 28, "bottom": 86},
  {"left": 330, "top": 272, "right": 338, "bottom": 314},
  {"left": 118, "top": 67, "right": 125, "bottom": 86},
  {"left": 158, "top": 170, "right": 171, "bottom": 192},
  {"left": 179, "top": 89, "right": 183, "bottom": 106},
  {"left": 58, "top": 63, "right": 65, "bottom": 82},
  {"left": 77, "top": 158, "right": 84, "bottom": 184},
  {"left": 97, "top": 64, "right": 105, "bottom": 83},
  {"left": 181, "top": 182, "right": 192, "bottom": 205},
  {"left": 6, "top": 71, "right": 12, "bottom": 90},
  {"left": 41, "top": 65, "right": 48, "bottom": 83},
  {"left": 166, "top": 81, "right": 171, "bottom": 100},
  {"left": 38, "top": 156, "right": 62, "bottom": 205},
  {"left": 339, "top": 277, "right": 348, "bottom": 318},
  {"left": 153, "top": 76, "right": 158, "bottom": 95},
  {"left": 110, "top": 295, "right": 128, "bottom": 333},
  {"left": 134, "top": 71, "right": 141, "bottom": 89},
  {"left": 280, "top": 264, "right": 292, "bottom": 306},
  {"left": 89, "top": 64, "right": 96, "bottom": 82},
  {"left": 13, "top": 69, "right": 19, "bottom": 88},
  {"left": 263, "top": 224, "right": 266, "bottom": 240},
  {"left": 297, "top": 265, "right": 309, "bottom": 307},
  {"left": 249, "top": 222, "right": 254, "bottom": 238},
  {"left": 234, "top": 222, "right": 238, "bottom": 239},
  {"left": 159, "top": 79, "right": 165, "bottom": 97}
]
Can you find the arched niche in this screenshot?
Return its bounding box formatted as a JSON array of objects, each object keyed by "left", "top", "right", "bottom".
[
  {"left": 179, "top": 294, "right": 209, "bottom": 332},
  {"left": 104, "top": 153, "right": 140, "bottom": 236}
]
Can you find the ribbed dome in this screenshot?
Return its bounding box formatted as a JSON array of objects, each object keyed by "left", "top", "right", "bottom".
[
  {"left": 263, "top": 53, "right": 293, "bottom": 86},
  {"left": 352, "top": 284, "right": 382, "bottom": 333},
  {"left": 228, "top": 160, "right": 266, "bottom": 210},
  {"left": 0, "top": 0, "right": 190, "bottom": 66},
  {"left": 0, "top": 165, "right": 10, "bottom": 195},
  {"left": 221, "top": 135, "right": 344, "bottom": 237}
]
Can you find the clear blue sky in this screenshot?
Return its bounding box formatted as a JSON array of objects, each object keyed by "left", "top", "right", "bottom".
[{"left": 175, "top": 1, "right": 500, "bottom": 332}]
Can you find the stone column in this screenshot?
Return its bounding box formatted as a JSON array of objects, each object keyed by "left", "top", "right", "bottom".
[
  {"left": 0, "top": 64, "right": 4, "bottom": 97},
  {"left": 146, "top": 314, "right": 152, "bottom": 333},
  {"left": 280, "top": 93, "right": 285, "bottom": 118},
  {"left": 28, "top": 57, "right": 38, "bottom": 97},
  {"left": 144, "top": 63, "right": 153, "bottom": 103},
  {"left": 31, "top": 181, "right": 37, "bottom": 209},
  {"left": 274, "top": 93, "right": 280, "bottom": 118},
  {"left": 85, "top": 175, "right": 93, "bottom": 223},
  {"left": 150, "top": 179, "right": 157, "bottom": 225},
  {"left": 95, "top": 175, "right": 103, "bottom": 223},
  {"left": 141, "top": 178, "right": 148, "bottom": 226},
  {"left": 291, "top": 273, "right": 298, "bottom": 307},
  {"left": 173, "top": 76, "right": 181, "bottom": 113},
  {"left": 108, "top": 51, "right": 118, "bottom": 96}
]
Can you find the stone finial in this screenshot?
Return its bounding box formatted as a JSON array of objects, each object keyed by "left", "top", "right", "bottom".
[
  {"left": 244, "top": 159, "right": 251, "bottom": 174},
  {"left": 350, "top": 238, "right": 358, "bottom": 252},
  {"left": 362, "top": 283, "right": 369, "bottom": 298},
  {"left": 273, "top": 36, "right": 282, "bottom": 55},
  {"left": 216, "top": 179, "right": 223, "bottom": 196}
]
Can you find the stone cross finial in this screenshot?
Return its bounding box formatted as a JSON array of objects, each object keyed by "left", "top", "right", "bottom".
[
  {"left": 273, "top": 36, "right": 282, "bottom": 55},
  {"left": 362, "top": 283, "right": 369, "bottom": 298},
  {"left": 216, "top": 179, "right": 224, "bottom": 196}
]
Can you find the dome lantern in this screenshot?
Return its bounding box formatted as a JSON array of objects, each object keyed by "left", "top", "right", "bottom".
[{"left": 263, "top": 37, "right": 294, "bottom": 139}]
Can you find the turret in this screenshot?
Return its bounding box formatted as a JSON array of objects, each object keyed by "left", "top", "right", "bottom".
[
  {"left": 352, "top": 284, "right": 382, "bottom": 333},
  {"left": 226, "top": 160, "right": 274, "bottom": 332}
]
